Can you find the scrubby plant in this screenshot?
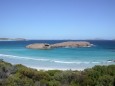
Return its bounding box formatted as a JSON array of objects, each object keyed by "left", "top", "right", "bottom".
[{"left": 0, "top": 60, "right": 115, "bottom": 86}]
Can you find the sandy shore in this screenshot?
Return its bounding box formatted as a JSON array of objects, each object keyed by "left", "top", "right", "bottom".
[{"left": 27, "top": 66, "right": 84, "bottom": 71}]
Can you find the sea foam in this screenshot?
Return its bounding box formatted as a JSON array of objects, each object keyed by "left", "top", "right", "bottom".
[{"left": 0, "top": 53, "right": 103, "bottom": 65}]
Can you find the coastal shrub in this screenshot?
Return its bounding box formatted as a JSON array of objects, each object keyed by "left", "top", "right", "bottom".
[
  {"left": 0, "top": 60, "right": 13, "bottom": 79},
  {"left": 0, "top": 60, "right": 115, "bottom": 86},
  {"left": 15, "top": 64, "right": 50, "bottom": 81},
  {"left": 53, "top": 70, "right": 73, "bottom": 84},
  {"left": 40, "top": 79, "right": 48, "bottom": 86},
  {"left": 83, "top": 65, "right": 115, "bottom": 86},
  {"left": 48, "top": 80, "right": 61, "bottom": 86},
  {"left": 47, "top": 70, "right": 62, "bottom": 76},
  {"left": 107, "top": 65, "right": 115, "bottom": 76},
  {"left": 97, "top": 75, "right": 114, "bottom": 86},
  {"left": 5, "top": 75, "right": 34, "bottom": 86}
]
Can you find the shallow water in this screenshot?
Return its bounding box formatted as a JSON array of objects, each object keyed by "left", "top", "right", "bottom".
[{"left": 0, "top": 40, "right": 115, "bottom": 70}]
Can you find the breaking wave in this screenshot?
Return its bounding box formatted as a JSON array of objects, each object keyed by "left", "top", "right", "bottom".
[{"left": 0, "top": 53, "right": 112, "bottom": 65}]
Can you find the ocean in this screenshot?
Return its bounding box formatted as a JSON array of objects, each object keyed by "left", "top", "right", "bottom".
[{"left": 0, "top": 40, "right": 115, "bottom": 70}]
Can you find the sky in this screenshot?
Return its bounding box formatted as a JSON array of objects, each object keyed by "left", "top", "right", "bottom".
[{"left": 0, "top": 0, "right": 115, "bottom": 40}]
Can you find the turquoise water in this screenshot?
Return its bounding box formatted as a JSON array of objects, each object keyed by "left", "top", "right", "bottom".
[{"left": 0, "top": 40, "right": 115, "bottom": 70}]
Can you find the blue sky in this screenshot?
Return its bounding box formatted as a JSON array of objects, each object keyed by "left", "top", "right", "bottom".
[{"left": 0, "top": 0, "right": 115, "bottom": 39}]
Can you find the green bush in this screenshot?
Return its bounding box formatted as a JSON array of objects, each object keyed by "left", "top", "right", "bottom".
[{"left": 0, "top": 60, "right": 115, "bottom": 86}]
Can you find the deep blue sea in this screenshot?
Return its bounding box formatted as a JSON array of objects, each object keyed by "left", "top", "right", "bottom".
[{"left": 0, "top": 40, "right": 115, "bottom": 70}]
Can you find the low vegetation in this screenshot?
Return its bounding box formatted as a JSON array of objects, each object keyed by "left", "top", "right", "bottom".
[{"left": 0, "top": 59, "right": 115, "bottom": 86}]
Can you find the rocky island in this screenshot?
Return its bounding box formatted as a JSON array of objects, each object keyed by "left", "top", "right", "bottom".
[
  {"left": 0, "top": 38, "right": 26, "bottom": 41},
  {"left": 26, "top": 41, "right": 93, "bottom": 49}
]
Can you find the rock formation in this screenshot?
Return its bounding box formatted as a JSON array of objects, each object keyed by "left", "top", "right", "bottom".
[
  {"left": 26, "top": 41, "right": 93, "bottom": 50},
  {"left": 26, "top": 43, "right": 50, "bottom": 49},
  {"left": 51, "top": 41, "right": 91, "bottom": 48}
]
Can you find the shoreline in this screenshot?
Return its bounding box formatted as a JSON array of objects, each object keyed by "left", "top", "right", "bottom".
[
  {"left": 0, "top": 55, "right": 115, "bottom": 71},
  {"left": 25, "top": 66, "right": 85, "bottom": 71},
  {"left": 0, "top": 57, "right": 115, "bottom": 71},
  {"left": 0, "top": 52, "right": 115, "bottom": 70}
]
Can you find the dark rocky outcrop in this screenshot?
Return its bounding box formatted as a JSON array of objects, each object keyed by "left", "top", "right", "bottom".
[{"left": 26, "top": 41, "right": 93, "bottom": 50}]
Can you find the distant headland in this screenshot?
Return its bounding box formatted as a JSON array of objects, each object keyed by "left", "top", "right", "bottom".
[
  {"left": 0, "top": 38, "right": 26, "bottom": 41},
  {"left": 26, "top": 41, "right": 93, "bottom": 49}
]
